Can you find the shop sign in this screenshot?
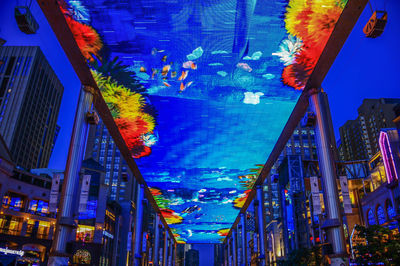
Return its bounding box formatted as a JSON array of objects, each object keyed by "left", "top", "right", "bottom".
[
  {"left": 310, "top": 176, "right": 322, "bottom": 215},
  {"left": 103, "top": 230, "right": 114, "bottom": 239},
  {"left": 49, "top": 173, "right": 61, "bottom": 213},
  {"left": 78, "top": 175, "right": 91, "bottom": 213},
  {"left": 340, "top": 175, "right": 352, "bottom": 214},
  {"left": 0, "top": 247, "right": 24, "bottom": 256},
  {"left": 127, "top": 232, "right": 132, "bottom": 251}
]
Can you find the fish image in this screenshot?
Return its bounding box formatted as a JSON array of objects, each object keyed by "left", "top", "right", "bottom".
[
  {"left": 182, "top": 61, "right": 197, "bottom": 70},
  {"left": 237, "top": 62, "right": 252, "bottom": 72},
  {"left": 151, "top": 47, "right": 165, "bottom": 55},
  {"left": 140, "top": 66, "right": 147, "bottom": 72},
  {"left": 171, "top": 71, "right": 177, "bottom": 78},
  {"left": 178, "top": 70, "right": 188, "bottom": 81},
  {"left": 217, "top": 71, "right": 228, "bottom": 77},
  {"left": 163, "top": 82, "right": 171, "bottom": 87},
  {"left": 181, "top": 205, "right": 200, "bottom": 214},
  {"left": 179, "top": 82, "right": 185, "bottom": 92},
  {"left": 151, "top": 68, "right": 158, "bottom": 79},
  {"left": 186, "top": 81, "right": 193, "bottom": 87},
  {"left": 161, "top": 65, "right": 171, "bottom": 76},
  {"left": 161, "top": 55, "right": 167, "bottom": 62}
]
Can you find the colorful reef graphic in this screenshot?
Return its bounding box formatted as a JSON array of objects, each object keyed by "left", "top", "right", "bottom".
[{"left": 59, "top": 0, "right": 348, "bottom": 243}]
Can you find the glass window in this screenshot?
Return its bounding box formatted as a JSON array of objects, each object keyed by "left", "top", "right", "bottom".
[
  {"left": 387, "top": 201, "right": 396, "bottom": 219},
  {"left": 76, "top": 225, "right": 95, "bottom": 242},
  {"left": 377, "top": 205, "right": 385, "bottom": 225},
  {"left": 367, "top": 209, "right": 376, "bottom": 226}
]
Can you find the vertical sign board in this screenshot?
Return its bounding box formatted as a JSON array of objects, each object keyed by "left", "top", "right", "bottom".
[
  {"left": 127, "top": 231, "right": 132, "bottom": 252},
  {"left": 310, "top": 176, "right": 322, "bottom": 215},
  {"left": 78, "top": 175, "right": 91, "bottom": 213},
  {"left": 49, "top": 173, "right": 61, "bottom": 213},
  {"left": 340, "top": 175, "right": 352, "bottom": 214}
]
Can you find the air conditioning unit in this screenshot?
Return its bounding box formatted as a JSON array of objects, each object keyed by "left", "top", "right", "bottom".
[
  {"left": 363, "top": 11, "right": 387, "bottom": 38},
  {"left": 15, "top": 6, "right": 39, "bottom": 34},
  {"left": 86, "top": 111, "right": 99, "bottom": 125}
]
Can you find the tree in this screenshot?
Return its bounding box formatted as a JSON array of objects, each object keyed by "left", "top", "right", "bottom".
[{"left": 353, "top": 224, "right": 400, "bottom": 265}]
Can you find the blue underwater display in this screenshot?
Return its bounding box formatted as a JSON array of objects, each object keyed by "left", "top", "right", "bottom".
[
  {"left": 67, "top": 0, "right": 347, "bottom": 243},
  {"left": 81, "top": 0, "right": 299, "bottom": 243}
]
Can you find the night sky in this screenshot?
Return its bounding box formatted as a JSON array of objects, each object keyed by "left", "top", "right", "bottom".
[{"left": 323, "top": 0, "right": 400, "bottom": 139}]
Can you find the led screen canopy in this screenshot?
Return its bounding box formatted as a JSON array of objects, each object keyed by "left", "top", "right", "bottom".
[{"left": 61, "top": 0, "right": 349, "bottom": 243}]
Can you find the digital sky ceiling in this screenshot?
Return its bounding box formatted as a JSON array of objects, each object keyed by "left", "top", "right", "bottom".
[{"left": 60, "top": 0, "right": 349, "bottom": 243}]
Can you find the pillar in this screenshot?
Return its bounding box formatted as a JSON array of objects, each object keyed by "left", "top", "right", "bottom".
[
  {"left": 232, "top": 228, "right": 238, "bottom": 266},
  {"left": 48, "top": 86, "right": 94, "bottom": 266},
  {"left": 240, "top": 213, "right": 247, "bottom": 266},
  {"left": 309, "top": 90, "right": 347, "bottom": 264},
  {"left": 154, "top": 215, "right": 161, "bottom": 266},
  {"left": 167, "top": 239, "right": 173, "bottom": 266},
  {"left": 163, "top": 232, "right": 168, "bottom": 266},
  {"left": 228, "top": 236, "right": 232, "bottom": 266},
  {"left": 256, "top": 185, "right": 266, "bottom": 266},
  {"left": 134, "top": 185, "right": 145, "bottom": 266}
]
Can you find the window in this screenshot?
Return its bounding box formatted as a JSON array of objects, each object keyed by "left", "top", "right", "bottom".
[
  {"left": 387, "top": 200, "right": 396, "bottom": 220},
  {"left": 367, "top": 209, "right": 376, "bottom": 226},
  {"left": 376, "top": 205, "right": 385, "bottom": 225},
  {"left": 76, "top": 225, "right": 95, "bottom": 243}
]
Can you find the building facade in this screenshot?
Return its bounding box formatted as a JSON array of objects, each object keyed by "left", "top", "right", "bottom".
[
  {"left": 339, "top": 98, "right": 400, "bottom": 161},
  {"left": 0, "top": 139, "right": 57, "bottom": 265},
  {"left": 0, "top": 46, "right": 64, "bottom": 170}
]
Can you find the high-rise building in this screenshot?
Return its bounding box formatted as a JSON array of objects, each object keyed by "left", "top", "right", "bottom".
[
  {"left": 264, "top": 109, "right": 318, "bottom": 224},
  {"left": 85, "top": 118, "right": 134, "bottom": 202},
  {"left": 339, "top": 98, "right": 400, "bottom": 161},
  {"left": 185, "top": 249, "right": 199, "bottom": 266},
  {"left": 0, "top": 46, "right": 64, "bottom": 169}
]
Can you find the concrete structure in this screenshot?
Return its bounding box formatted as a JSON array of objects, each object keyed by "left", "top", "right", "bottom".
[
  {"left": 339, "top": 98, "right": 400, "bottom": 161},
  {"left": 0, "top": 46, "right": 64, "bottom": 170}
]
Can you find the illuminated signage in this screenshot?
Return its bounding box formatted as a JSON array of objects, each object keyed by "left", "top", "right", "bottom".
[
  {"left": 103, "top": 230, "right": 114, "bottom": 239},
  {"left": 379, "top": 130, "right": 400, "bottom": 184},
  {"left": 0, "top": 247, "right": 24, "bottom": 256}
]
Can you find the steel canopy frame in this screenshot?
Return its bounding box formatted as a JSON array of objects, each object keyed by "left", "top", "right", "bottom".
[
  {"left": 35, "top": 0, "right": 177, "bottom": 243},
  {"left": 224, "top": 0, "right": 368, "bottom": 243},
  {"left": 36, "top": 0, "right": 368, "bottom": 245}
]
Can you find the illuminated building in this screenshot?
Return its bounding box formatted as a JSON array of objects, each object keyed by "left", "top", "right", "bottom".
[
  {"left": 0, "top": 46, "right": 64, "bottom": 170},
  {"left": 85, "top": 118, "right": 134, "bottom": 202},
  {"left": 339, "top": 98, "right": 400, "bottom": 161},
  {"left": 0, "top": 136, "right": 57, "bottom": 265}
]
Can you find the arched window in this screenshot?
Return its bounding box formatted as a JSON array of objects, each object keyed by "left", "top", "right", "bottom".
[
  {"left": 386, "top": 200, "right": 396, "bottom": 220},
  {"left": 73, "top": 249, "right": 91, "bottom": 264},
  {"left": 376, "top": 205, "right": 385, "bottom": 225},
  {"left": 367, "top": 209, "right": 376, "bottom": 226}
]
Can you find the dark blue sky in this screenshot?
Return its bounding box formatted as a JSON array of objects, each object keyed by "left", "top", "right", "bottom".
[{"left": 323, "top": 0, "right": 400, "bottom": 139}]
